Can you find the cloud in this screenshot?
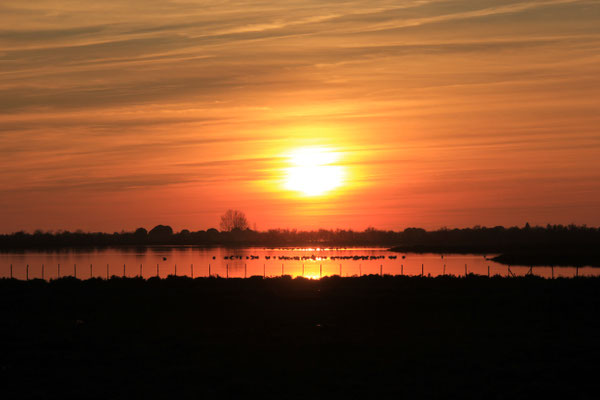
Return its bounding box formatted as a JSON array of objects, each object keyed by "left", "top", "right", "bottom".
[{"left": 1, "top": 0, "right": 599, "bottom": 230}]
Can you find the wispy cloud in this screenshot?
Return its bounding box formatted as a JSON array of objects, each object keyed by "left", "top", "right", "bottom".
[{"left": 0, "top": 0, "right": 599, "bottom": 231}]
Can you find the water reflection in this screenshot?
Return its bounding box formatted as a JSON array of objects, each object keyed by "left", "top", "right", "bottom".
[{"left": 1, "top": 247, "right": 598, "bottom": 280}]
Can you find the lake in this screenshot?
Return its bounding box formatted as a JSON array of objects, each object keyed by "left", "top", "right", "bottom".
[{"left": 1, "top": 247, "right": 598, "bottom": 280}]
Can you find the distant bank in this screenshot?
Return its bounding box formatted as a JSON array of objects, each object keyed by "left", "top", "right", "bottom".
[
  {"left": 2, "top": 224, "right": 599, "bottom": 267},
  {"left": 389, "top": 245, "right": 600, "bottom": 267}
]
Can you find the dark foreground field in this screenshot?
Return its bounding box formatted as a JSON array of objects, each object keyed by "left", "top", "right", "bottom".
[{"left": 1, "top": 276, "right": 599, "bottom": 399}]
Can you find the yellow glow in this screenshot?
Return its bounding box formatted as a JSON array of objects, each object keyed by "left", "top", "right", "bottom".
[
  {"left": 284, "top": 147, "right": 346, "bottom": 196},
  {"left": 302, "top": 273, "right": 322, "bottom": 280}
]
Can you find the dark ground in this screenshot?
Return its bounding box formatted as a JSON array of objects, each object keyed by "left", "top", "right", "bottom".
[{"left": 1, "top": 275, "right": 599, "bottom": 399}]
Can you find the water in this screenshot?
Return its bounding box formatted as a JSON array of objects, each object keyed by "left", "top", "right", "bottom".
[{"left": 1, "top": 247, "right": 597, "bottom": 280}]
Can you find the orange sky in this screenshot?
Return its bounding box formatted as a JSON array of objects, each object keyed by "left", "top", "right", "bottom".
[{"left": 1, "top": 0, "right": 599, "bottom": 233}]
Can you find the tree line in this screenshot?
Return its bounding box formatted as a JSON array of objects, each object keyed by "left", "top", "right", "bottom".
[{"left": 1, "top": 223, "right": 599, "bottom": 251}]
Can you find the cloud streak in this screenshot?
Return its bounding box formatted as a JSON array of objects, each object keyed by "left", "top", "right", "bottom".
[{"left": 1, "top": 0, "right": 599, "bottom": 231}]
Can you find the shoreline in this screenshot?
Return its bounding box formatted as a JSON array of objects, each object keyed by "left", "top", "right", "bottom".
[{"left": 389, "top": 245, "right": 600, "bottom": 267}]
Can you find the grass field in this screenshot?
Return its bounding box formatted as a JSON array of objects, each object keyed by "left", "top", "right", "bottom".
[{"left": 1, "top": 275, "right": 598, "bottom": 399}]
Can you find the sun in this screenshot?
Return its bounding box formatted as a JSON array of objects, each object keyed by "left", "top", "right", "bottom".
[{"left": 284, "top": 147, "right": 346, "bottom": 196}]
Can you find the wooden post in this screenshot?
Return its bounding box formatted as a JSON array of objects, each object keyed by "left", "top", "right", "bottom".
[
  {"left": 191, "top": 264, "right": 194, "bottom": 279},
  {"left": 443, "top": 264, "right": 446, "bottom": 275},
  {"left": 174, "top": 264, "right": 177, "bottom": 276},
  {"left": 226, "top": 264, "right": 229, "bottom": 279},
  {"left": 156, "top": 263, "right": 159, "bottom": 278},
  {"left": 488, "top": 265, "right": 490, "bottom": 277},
  {"left": 380, "top": 264, "right": 383, "bottom": 276},
  {"left": 401, "top": 264, "right": 403, "bottom": 275},
  {"left": 209, "top": 263, "right": 211, "bottom": 277},
  {"left": 90, "top": 264, "right": 93, "bottom": 279},
  {"left": 26, "top": 264, "right": 29, "bottom": 281},
  {"left": 244, "top": 264, "right": 247, "bottom": 279},
  {"left": 123, "top": 264, "right": 126, "bottom": 278}
]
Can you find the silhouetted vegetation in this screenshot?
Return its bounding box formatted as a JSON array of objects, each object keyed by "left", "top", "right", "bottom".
[
  {"left": 2, "top": 223, "right": 599, "bottom": 253},
  {"left": 219, "top": 209, "right": 249, "bottom": 231},
  {"left": 1, "top": 275, "right": 598, "bottom": 398}
]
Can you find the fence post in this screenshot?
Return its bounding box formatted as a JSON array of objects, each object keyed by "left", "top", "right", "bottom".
[
  {"left": 191, "top": 264, "right": 194, "bottom": 279},
  {"left": 26, "top": 264, "right": 29, "bottom": 281},
  {"left": 123, "top": 264, "right": 126, "bottom": 278},
  {"left": 209, "top": 263, "right": 211, "bottom": 277},
  {"left": 380, "top": 264, "right": 383, "bottom": 276},
  {"left": 488, "top": 265, "right": 490, "bottom": 277},
  {"left": 156, "top": 263, "right": 159, "bottom": 278},
  {"left": 90, "top": 264, "right": 93, "bottom": 279}
]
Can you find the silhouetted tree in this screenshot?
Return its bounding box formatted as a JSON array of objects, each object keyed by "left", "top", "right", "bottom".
[
  {"left": 219, "top": 209, "right": 249, "bottom": 232},
  {"left": 148, "top": 225, "right": 173, "bottom": 243},
  {"left": 134, "top": 227, "right": 148, "bottom": 238}
]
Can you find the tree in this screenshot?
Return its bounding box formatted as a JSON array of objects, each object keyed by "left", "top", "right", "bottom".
[
  {"left": 134, "top": 227, "right": 148, "bottom": 237},
  {"left": 220, "top": 209, "right": 249, "bottom": 232},
  {"left": 148, "top": 225, "right": 173, "bottom": 242}
]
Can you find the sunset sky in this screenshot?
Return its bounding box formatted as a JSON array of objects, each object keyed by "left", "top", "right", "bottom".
[{"left": 1, "top": 0, "right": 599, "bottom": 233}]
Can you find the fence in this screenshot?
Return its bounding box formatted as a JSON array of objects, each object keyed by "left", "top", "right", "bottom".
[{"left": 2, "top": 262, "right": 589, "bottom": 280}]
